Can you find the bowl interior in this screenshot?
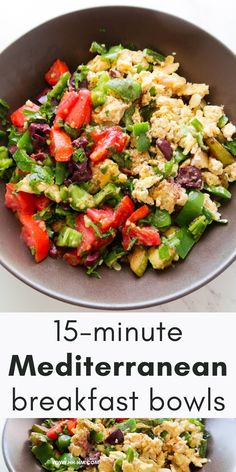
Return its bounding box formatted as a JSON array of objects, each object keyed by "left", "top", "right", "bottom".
[
  {"left": 0, "top": 6, "right": 236, "bottom": 309},
  {"left": 3, "top": 419, "right": 236, "bottom": 472}
]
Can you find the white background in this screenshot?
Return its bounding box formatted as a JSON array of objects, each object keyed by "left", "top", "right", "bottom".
[
  {"left": 0, "top": 0, "right": 236, "bottom": 312},
  {"left": 1, "top": 311, "right": 236, "bottom": 471},
  {"left": 0, "top": 312, "right": 236, "bottom": 418},
  {"left": 0, "top": 1, "right": 236, "bottom": 471},
  {"left": 1, "top": 312, "right": 236, "bottom": 418}
]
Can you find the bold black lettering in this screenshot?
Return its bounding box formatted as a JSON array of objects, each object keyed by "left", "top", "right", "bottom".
[
  {"left": 174, "top": 362, "right": 190, "bottom": 376},
  {"left": 138, "top": 362, "right": 153, "bottom": 376},
  {"left": 9, "top": 355, "right": 36, "bottom": 376},
  {"left": 95, "top": 362, "right": 111, "bottom": 376},
  {"left": 38, "top": 362, "right": 53, "bottom": 376},
  {"left": 157, "top": 362, "right": 172, "bottom": 376},
  {"left": 212, "top": 362, "right": 227, "bottom": 376}
]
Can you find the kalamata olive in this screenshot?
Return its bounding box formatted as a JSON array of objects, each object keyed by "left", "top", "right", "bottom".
[
  {"left": 9, "top": 145, "right": 17, "bottom": 155},
  {"left": 175, "top": 165, "right": 202, "bottom": 189},
  {"left": 29, "top": 123, "right": 51, "bottom": 152},
  {"left": 73, "top": 136, "right": 89, "bottom": 149},
  {"left": 31, "top": 152, "right": 47, "bottom": 160},
  {"left": 64, "top": 178, "right": 73, "bottom": 187},
  {"left": 106, "top": 429, "right": 124, "bottom": 445},
  {"left": 109, "top": 69, "right": 120, "bottom": 78},
  {"left": 68, "top": 73, "right": 88, "bottom": 91},
  {"left": 68, "top": 157, "right": 92, "bottom": 183},
  {"left": 156, "top": 138, "right": 173, "bottom": 160},
  {"left": 84, "top": 252, "right": 100, "bottom": 267},
  {"left": 49, "top": 242, "right": 59, "bottom": 259},
  {"left": 79, "top": 79, "right": 88, "bottom": 89}
]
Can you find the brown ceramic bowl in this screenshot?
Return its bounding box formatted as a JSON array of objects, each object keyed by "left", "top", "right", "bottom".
[
  {"left": 2, "top": 418, "right": 236, "bottom": 472},
  {"left": 0, "top": 6, "right": 236, "bottom": 309}
]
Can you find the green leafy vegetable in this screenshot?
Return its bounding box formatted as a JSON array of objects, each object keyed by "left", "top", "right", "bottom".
[
  {"left": 106, "top": 78, "right": 142, "bottom": 102},
  {"left": 224, "top": 138, "right": 236, "bottom": 156}
]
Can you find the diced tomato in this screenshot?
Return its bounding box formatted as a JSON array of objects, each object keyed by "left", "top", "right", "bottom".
[
  {"left": 86, "top": 207, "right": 114, "bottom": 231},
  {"left": 86, "top": 197, "right": 134, "bottom": 233},
  {"left": 76, "top": 214, "right": 98, "bottom": 255},
  {"left": 122, "top": 230, "right": 131, "bottom": 251},
  {"left": 47, "top": 422, "right": 63, "bottom": 440},
  {"left": 5, "top": 183, "right": 37, "bottom": 214},
  {"left": 63, "top": 419, "right": 77, "bottom": 435},
  {"left": 56, "top": 91, "right": 79, "bottom": 121},
  {"left": 112, "top": 196, "right": 134, "bottom": 229},
  {"left": 128, "top": 205, "right": 150, "bottom": 224},
  {"left": 50, "top": 127, "right": 73, "bottom": 162},
  {"left": 90, "top": 126, "right": 128, "bottom": 163},
  {"left": 5, "top": 184, "right": 51, "bottom": 217},
  {"left": 63, "top": 249, "right": 81, "bottom": 266},
  {"left": 10, "top": 101, "right": 39, "bottom": 128},
  {"left": 45, "top": 59, "right": 69, "bottom": 86},
  {"left": 122, "top": 223, "right": 160, "bottom": 250},
  {"left": 122, "top": 205, "right": 160, "bottom": 250},
  {"left": 35, "top": 195, "right": 51, "bottom": 212},
  {"left": 76, "top": 214, "right": 115, "bottom": 256},
  {"left": 46, "top": 419, "right": 77, "bottom": 439},
  {"left": 90, "top": 128, "right": 107, "bottom": 142},
  {"left": 20, "top": 214, "right": 50, "bottom": 262},
  {"left": 129, "top": 225, "right": 161, "bottom": 246},
  {"left": 116, "top": 418, "right": 126, "bottom": 422},
  {"left": 65, "top": 89, "right": 92, "bottom": 129}
]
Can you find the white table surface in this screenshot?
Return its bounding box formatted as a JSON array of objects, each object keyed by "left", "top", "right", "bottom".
[{"left": 0, "top": 0, "right": 236, "bottom": 315}]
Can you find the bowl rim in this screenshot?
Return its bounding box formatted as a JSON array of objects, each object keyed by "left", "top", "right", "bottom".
[
  {"left": 1, "top": 4, "right": 235, "bottom": 58},
  {"left": 2, "top": 421, "right": 10, "bottom": 472},
  {"left": 0, "top": 5, "right": 236, "bottom": 310},
  {"left": 1, "top": 249, "right": 236, "bottom": 310}
]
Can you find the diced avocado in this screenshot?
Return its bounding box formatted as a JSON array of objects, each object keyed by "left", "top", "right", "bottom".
[
  {"left": 205, "top": 137, "right": 234, "bottom": 166},
  {"left": 16, "top": 175, "right": 42, "bottom": 194},
  {"left": 31, "top": 424, "right": 49, "bottom": 434},
  {"left": 30, "top": 432, "right": 48, "bottom": 446},
  {"left": 129, "top": 246, "right": 148, "bottom": 277},
  {"left": 164, "top": 226, "right": 178, "bottom": 238},
  {"left": 148, "top": 245, "right": 175, "bottom": 270},
  {"left": 44, "top": 184, "right": 62, "bottom": 203}
]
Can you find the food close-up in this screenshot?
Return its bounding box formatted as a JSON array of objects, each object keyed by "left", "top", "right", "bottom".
[
  {"left": 3, "top": 417, "right": 236, "bottom": 472},
  {"left": 28, "top": 418, "right": 209, "bottom": 472},
  {"left": 1, "top": 42, "right": 236, "bottom": 278}
]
